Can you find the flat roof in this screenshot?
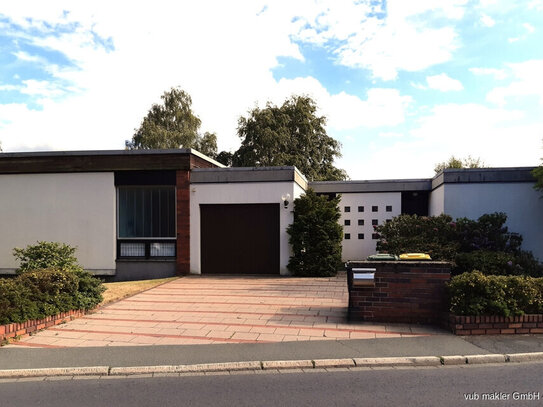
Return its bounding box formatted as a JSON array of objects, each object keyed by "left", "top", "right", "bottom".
[
  {"left": 191, "top": 166, "right": 308, "bottom": 189},
  {"left": 309, "top": 179, "right": 432, "bottom": 193},
  {"left": 432, "top": 166, "right": 536, "bottom": 189},
  {"left": 0, "top": 149, "right": 223, "bottom": 174}
]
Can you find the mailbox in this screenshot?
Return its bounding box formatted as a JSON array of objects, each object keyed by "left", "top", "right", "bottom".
[{"left": 352, "top": 267, "right": 376, "bottom": 287}]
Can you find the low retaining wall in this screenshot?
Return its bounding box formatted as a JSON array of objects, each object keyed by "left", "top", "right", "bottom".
[
  {"left": 447, "top": 314, "right": 543, "bottom": 335},
  {"left": 0, "top": 309, "right": 87, "bottom": 343},
  {"left": 347, "top": 261, "right": 451, "bottom": 324}
]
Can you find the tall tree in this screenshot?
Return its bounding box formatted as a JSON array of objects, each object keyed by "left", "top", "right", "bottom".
[
  {"left": 126, "top": 87, "right": 218, "bottom": 158},
  {"left": 232, "top": 95, "right": 347, "bottom": 181},
  {"left": 434, "top": 155, "right": 485, "bottom": 173}
]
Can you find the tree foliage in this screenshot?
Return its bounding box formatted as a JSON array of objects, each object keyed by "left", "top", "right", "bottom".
[
  {"left": 434, "top": 155, "right": 485, "bottom": 173},
  {"left": 533, "top": 144, "right": 543, "bottom": 192},
  {"left": 287, "top": 189, "right": 343, "bottom": 277},
  {"left": 233, "top": 95, "right": 347, "bottom": 181},
  {"left": 126, "top": 87, "right": 218, "bottom": 158}
]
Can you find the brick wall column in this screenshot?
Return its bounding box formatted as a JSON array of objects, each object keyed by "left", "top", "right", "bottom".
[{"left": 176, "top": 170, "right": 190, "bottom": 275}]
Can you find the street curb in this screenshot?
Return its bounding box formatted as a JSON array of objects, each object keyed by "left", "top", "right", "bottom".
[
  {"left": 0, "top": 366, "right": 109, "bottom": 378},
  {"left": 2, "top": 353, "right": 543, "bottom": 379}
]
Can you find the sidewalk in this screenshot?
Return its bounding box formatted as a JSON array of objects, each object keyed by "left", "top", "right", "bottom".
[{"left": 2, "top": 333, "right": 543, "bottom": 371}]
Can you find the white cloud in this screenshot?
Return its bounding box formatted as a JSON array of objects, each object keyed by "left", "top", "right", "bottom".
[
  {"left": 486, "top": 60, "right": 543, "bottom": 106},
  {"left": 379, "top": 131, "right": 404, "bottom": 138},
  {"left": 250, "top": 76, "right": 411, "bottom": 131},
  {"left": 508, "top": 21, "right": 537, "bottom": 43},
  {"left": 288, "top": 0, "right": 465, "bottom": 80},
  {"left": 342, "top": 103, "right": 541, "bottom": 179},
  {"left": 469, "top": 67, "right": 508, "bottom": 80},
  {"left": 480, "top": 14, "right": 496, "bottom": 27},
  {"left": 523, "top": 22, "right": 536, "bottom": 33},
  {"left": 426, "top": 74, "right": 464, "bottom": 91}
]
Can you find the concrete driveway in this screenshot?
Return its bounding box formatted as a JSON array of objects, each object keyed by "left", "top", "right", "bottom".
[{"left": 8, "top": 274, "right": 444, "bottom": 348}]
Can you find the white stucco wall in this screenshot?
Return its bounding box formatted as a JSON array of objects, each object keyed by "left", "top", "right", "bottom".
[
  {"left": 0, "top": 172, "right": 116, "bottom": 273},
  {"left": 428, "top": 184, "right": 445, "bottom": 216},
  {"left": 190, "top": 181, "right": 301, "bottom": 275},
  {"left": 339, "top": 192, "right": 402, "bottom": 261},
  {"left": 443, "top": 182, "right": 543, "bottom": 261}
]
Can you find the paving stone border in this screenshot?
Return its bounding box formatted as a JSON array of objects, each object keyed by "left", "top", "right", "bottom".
[
  {"left": 0, "top": 309, "right": 89, "bottom": 343},
  {"left": 2, "top": 353, "right": 543, "bottom": 379}
]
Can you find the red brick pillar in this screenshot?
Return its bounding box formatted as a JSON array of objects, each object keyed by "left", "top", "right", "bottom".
[{"left": 176, "top": 170, "right": 190, "bottom": 275}]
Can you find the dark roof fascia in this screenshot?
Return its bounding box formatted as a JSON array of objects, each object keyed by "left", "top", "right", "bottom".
[
  {"left": 309, "top": 179, "right": 432, "bottom": 194},
  {"left": 0, "top": 149, "right": 221, "bottom": 174},
  {"left": 431, "top": 167, "right": 537, "bottom": 190},
  {"left": 191, "top": 166, "right": 307, "bottom": 189}
]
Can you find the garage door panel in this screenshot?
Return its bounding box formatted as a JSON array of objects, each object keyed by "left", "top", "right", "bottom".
[{"left": 201, "top": 204, "right": 279, "bottom": 274}]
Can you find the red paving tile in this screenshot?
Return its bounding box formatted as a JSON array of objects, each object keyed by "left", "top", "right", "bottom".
[{"left": 8, "top": 274, "right": 442, "bottom": 348}]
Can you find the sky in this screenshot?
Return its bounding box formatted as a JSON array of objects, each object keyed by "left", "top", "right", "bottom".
[{"left": 0, "top": 0, "right": 542, "bottom": 180}]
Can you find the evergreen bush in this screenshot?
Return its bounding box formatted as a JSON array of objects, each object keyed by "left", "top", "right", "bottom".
[{"left": 287, "top": 189, "right": 343, "bottom": 277}]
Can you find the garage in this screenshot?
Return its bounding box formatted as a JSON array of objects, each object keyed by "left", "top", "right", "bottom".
[{"left": 200, "top": 203, "right": 280, "bottom": 274}]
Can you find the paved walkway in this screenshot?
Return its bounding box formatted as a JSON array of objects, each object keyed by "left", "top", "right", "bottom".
[{"left": 8, "top": 275, "right": 444, "bottom": 348}]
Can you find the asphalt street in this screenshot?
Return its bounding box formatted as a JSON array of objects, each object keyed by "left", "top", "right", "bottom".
[{"left": 2, "top": 362, "right": 543, "bottom": 407}]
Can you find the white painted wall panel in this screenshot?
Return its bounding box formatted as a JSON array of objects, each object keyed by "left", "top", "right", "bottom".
[
  {"left": 190, "top": 182, "right": 300, "bottom": 275},
  {"left": 428, "top": 185, "right": 445, "bottom": 216},
  {"left": 339, "top": 192, "right": 402, "bottom": 261},
  {"left": 444, "top": 183, "right": 543, "bottom": 261},
  {"left": 0, "top": 173, "right": 116, "bottom": 272}
]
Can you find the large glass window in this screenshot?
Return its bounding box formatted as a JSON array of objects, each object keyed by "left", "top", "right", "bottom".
[{"left": 118, "top": 187, "right": 176, "bottom": 238}]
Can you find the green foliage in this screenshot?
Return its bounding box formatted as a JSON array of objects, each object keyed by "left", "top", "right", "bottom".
[
  {"left": 216, "top": 151, "right": 233, "bottom": 166},
  {"left": 126, "top": 87, "right": 218, "bottom": 158},
  {"left": 455, "top": 212, "right": 522, "bottom": 253},
  {"left": 375, "top": 212, "right": 540, "bottom": 275},
  {"left": 13, "top": 241, "right": 82, "bottom": 274},
  {"left": 534, "top": 164, "right": 543, "bottom": 193},
  {"left": 0, "top": 278, "right": 38, "bottom": 324},
  {"left": 434, "top": 155, "right": 485, "bottom": 173},
  {"left": 194, "top": 132, "right": 218, "bottom": 159},
  {"left": 447, "top": 271, "right": 543, "bottom": 316},
  {"left": 287, "top": 189, "right": 343, "bottom": 277},
  {"left": 233, "top": 95, "right": 347, "bottom": 181},
  {"left": 0, "top": 242, "right": 105, "bottom": 325},
  {"left": 454, "top": 250, "right": 543, "bottom": 277},
  {"left": 375, "top": 214, "right": 460, "bottom": 261},
  {"left": 0, "top": 269, "right": 104, "bottom": 325}
]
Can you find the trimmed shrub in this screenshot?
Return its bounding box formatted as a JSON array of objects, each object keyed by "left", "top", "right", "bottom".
[
  {"left": 454, "top": 250, "right": 543, "bottom": 277},
  {"left": 13, "top": 241, "right": 83, "bottom": 274},
  {"left": 0, "top": 242, "right": 105, "bottom": 325},
  {"left": 287, "top": 189, "right": 343, "bottom": 277},
  {"left": 375, "top": 214, "right": 459, "bottom": 261},
  {"left": 0, "top": 278, "right": 38, "bottom": 324},
  {"left": 447, "top": 271, "right": 543, "bottom": 316},
  {"left": 455, "top": 213, "right": 522, "bottom": 253},
  {"left": 0, "top": 269, "right": 104, "bottom": 325}
]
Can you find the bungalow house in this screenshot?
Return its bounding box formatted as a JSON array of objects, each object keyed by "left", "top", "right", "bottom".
[{"left": 0, "top": 149, "right": 540, "bottom": 280}]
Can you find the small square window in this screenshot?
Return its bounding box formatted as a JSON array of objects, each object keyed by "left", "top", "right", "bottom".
[
  {"left": 372, "top": 219, "right": 378, "bottom": 226},
  {"left": 358, "top": 206, "right": 364, "bottom": 212},
  {"left": 372, "top": 206, "right": 378, "bottom": 212},
  {"left": 358, "top": 233, "right": 364, "bottom": 240},
  {"left": 344, "top": 206, "right": 351, "bottom": 213},
  {"left": 386, "top": 219, "right": 392, "bottom": 223},
  {"left": 344, "top": 219, "right": 351, "bottom": 226},
  {"left": 372, "top": 233, "right": 379, "bottom": 240},
  {"left": 386, "top": 205, "right": 392, "bottom": 212},
  {"left": 344, "top": 233, "right": 351, "bottom": 240},
  {"left": 358, "top": 219, "right": 364, "bottom": 226}
]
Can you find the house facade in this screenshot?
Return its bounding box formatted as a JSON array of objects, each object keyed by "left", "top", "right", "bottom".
[{"left": 0, "top": 149, "right": 540, "bottom": 279}]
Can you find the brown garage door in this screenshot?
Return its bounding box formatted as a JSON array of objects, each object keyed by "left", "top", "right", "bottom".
[{"left": 200, "top": 204, "right": 280, "bottom": 274}]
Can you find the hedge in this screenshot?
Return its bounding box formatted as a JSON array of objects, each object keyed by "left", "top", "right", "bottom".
[
  {"left": 0, "top": 268, "right": 104, "bottom": 325},
  {"left": 447, "top": 271, "right": 543, "bottom": 317}
]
